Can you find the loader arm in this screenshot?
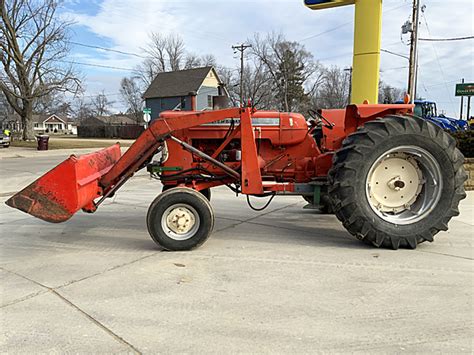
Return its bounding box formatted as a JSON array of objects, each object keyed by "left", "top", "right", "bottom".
[
  {"left": 6, "top": 107, "right": 251, "bottom": 223},
  {"left": 99, "top": 107, "right": 246, "bottom": 190}
]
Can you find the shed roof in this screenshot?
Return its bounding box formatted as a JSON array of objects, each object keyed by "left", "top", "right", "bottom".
[{"left": 143, "top": 66, "right": 220, "bottom": 99}]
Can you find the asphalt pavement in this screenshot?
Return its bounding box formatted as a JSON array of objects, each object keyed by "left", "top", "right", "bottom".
[{"left": 1, "top": 147, "right": 473, "bottom": 353}]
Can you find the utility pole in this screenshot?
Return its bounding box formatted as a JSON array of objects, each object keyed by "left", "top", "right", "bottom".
[
  {"left": 467, "top": 96, "right": 471, "bottom": 121},
  {"left": 407, "top": 0, "right": 420, "bottom": 101},
  {"left": 232, "top": 43, "right": 252, "bottom": 106},
  {"left": 460, "top": 78, "right": 465, "bottom": 119},
  {"left": 408, "top": 0, "right": 419, "bottom": 100},
  {"left": 344, "top": 67, "right": 353, "bottom": 105}
]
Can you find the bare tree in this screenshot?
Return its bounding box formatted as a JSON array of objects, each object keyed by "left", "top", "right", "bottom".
[
  {"left": 120, "top": 76, "right": 143, "bottom": 123},
  {"left": 250, "top": 32, "right": 319, "bottom": 111},
  {"left": 145, "top": 33, "right": 167, "bottom": 72},
  {"left": 379, "top": 81, "right": 404, "bottom": 104},
  {"left": 136, "top": 33, "right": 219, "bottom": 89},
  {"left": 217, "top": 66, "right": 239, "bottom": 107},
  {"left": 0, "top": 90, "right": 15, "bottom": 126},
  {"left": 142, "top": 33, "right": 185, "bottom": 73},
  {"left": 33, "top": 91, "right": 63, "bottom": 115},
  {"left": 184, "top": 53, "right": 217, "bottom": 70},
  {"left": 91, "top": 91, "right": 113, "bottom": 117},
  {"left": 72, "top": 95, "right": 93, "bottom": 123},
  {"left": 165, "top": 34, "right": 185, "bottom": 71},
  {"left": 218, "top": 62, "right": 275, "bottom": 109},
  {"left": 242, "top": 62, "right": 275, "bottom": 109},
  {"left": 184, "top": 53, "right": 202, "bottom": 70},
  {"left": 134, "top": 58, "right": 157, "bottom": 89},
  {"left": 311, "top": 66, "right": 350, "bottom": 109},
  {"left": 201, "top": 54, "right": 217, "bottom": 67},
  {"left": 0, "top": 0, "right": 81, "bottom": 140}
]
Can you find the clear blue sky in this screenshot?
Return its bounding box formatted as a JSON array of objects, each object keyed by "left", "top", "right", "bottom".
[{"left": 61, "top": 0, "right": 474, "bottom": 117}]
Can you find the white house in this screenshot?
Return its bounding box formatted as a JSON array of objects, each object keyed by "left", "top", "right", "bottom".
[{"left": 33, "top": 114, "right": 77, "bottom": 134}]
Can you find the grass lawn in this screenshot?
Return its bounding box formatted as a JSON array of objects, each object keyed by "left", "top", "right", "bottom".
[{"left": 12, "top": 138, "right": 133, "bottom": 150}]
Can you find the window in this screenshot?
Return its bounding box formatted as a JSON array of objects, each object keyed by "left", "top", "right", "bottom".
[
  {"left": 34, "top": 123, "right": 39, "bottom": 128},
  {"left": 207, "top": 95, "right": 213, "bottom": 108}
]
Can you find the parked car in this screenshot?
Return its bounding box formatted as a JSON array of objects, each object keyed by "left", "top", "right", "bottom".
[{"left": 0, "top": 132, "right": 11, "bottom": 147}]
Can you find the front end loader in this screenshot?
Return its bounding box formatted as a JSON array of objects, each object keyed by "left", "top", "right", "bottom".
[{"left": 6, "top": 104, "right": 467, "bottom": 250}]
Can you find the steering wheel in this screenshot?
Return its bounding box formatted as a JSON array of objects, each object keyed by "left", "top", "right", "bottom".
[{"left": 307, "top": 109, "right": 334, "bottom": 130}]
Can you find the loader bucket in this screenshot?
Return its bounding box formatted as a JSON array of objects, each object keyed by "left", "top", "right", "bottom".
[{"left": 5, "top": 144, "right": 121, "bottom": 223}]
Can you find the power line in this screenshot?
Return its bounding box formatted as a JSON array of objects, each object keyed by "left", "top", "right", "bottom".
[
  {"left": 420, "top": 10, "right": 457, "bottom": 114},
  {"left": 56, "top": 60, "right": 135, "bottom": 71},
  {"left": 300, "top": 22, "right": 351, "bottom": 42},
  {"left": 67, "top": 43, "right": 240, "bottom": 74},
  {"left": 70, "top": 41, "right": 148, "bottom": 58},
  {"left": 381, "top": 48, "right": 409, "bottom": 60},
  {"left": 319, "top": 48, "right": 409, "bottom": 62},
  {"left": 82, "top": 92, "right": 123, "bottom": 98},
  {"left": 424, "top": 79, "right": 464, "bottom": 89},
  {"left": 419, "top": 35, "right": 474, "bottom": 42},
  {"left": 299, "top": 3, "right": 410, "bottom": 42},
  {"left": 381, "top": 66, "right": 409, "bottom": 72}
]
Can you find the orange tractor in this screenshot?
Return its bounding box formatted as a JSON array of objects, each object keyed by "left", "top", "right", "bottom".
[{"left": 6, "top": 103, "right": 467, "bottom": 250}]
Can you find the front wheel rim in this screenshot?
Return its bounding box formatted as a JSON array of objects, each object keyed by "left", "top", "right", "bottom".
[
  {"left": 365, "top": 145, "right": 443, "bottom": 225},
  {"left": 161, "top": 203, "right": 201, "bottom": 240}
]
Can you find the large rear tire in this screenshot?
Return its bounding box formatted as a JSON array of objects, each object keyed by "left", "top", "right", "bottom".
[
  {"left": 328, "top": 115, "right": 467, "bottom": 249},
  {"left": 147, "top": 187, "right": 215, "bottom": 251}
]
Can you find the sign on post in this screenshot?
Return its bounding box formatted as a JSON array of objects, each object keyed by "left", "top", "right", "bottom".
[
  {"left": 143, "top": 108, "right": 152, "bottom": 127},
  {"left": 455, "top": 83, "right": 474, "bottom": 96},
  {"left": 304, "top": 0, "right": 354, "bottom": 10}
]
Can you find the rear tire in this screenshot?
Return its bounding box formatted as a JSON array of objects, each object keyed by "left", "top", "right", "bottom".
[
  {"left": 328, "top": 115, "right": 467, "bottom": 249},
  {"left": 147, "top": 187, "right": 214, "bottom": 251}
]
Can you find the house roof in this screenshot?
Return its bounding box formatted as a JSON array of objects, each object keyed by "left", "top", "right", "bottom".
[
  {"left": 32, "top": 114, "right": 68, "bottom": 124},
  {"left": 143, "top": 66, "right": 223, "bottom": 99}
]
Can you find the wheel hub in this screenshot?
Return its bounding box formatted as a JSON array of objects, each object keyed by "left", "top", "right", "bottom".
[
  {"left": 368, "top": 153, "right": 423, "bottom": 213},
  {"left": 166, "top": 206, "right": 196, "bottom": 234}
]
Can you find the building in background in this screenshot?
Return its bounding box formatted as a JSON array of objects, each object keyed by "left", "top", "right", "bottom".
[
  {"left": 143, "top": 66, "right": 229, "bottom": 120},
  {"left": 33, "top": 114, "right": 76, "bottom": 134}
]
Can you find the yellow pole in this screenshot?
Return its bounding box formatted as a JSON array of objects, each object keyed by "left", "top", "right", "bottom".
[{"left": 351, "top": 0, "right": 383, "bottom": 104}]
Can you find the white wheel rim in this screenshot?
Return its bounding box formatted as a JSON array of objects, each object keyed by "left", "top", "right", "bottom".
[
  {"left": 366, "top": 146, "right": 442, "bottom": 225},
  {"left": 161, "top": 204, "right": 200, "bottom": 240}
]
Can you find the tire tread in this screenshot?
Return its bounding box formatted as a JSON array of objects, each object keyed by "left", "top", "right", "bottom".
[{"left": 328, "top": 115, "right": 467, "bottom": 249}]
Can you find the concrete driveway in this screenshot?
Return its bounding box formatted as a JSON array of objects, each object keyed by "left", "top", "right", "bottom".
[{"left": 1, "top": 148, "right": 473, "bottom": 353}]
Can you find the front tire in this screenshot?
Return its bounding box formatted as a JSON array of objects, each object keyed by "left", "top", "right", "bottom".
[
  {"left": 328, "top": 115, "right": 467, "bottom": 249},
  {"left": 147, "top": 187, "right": 215, "bottom": 251}
]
